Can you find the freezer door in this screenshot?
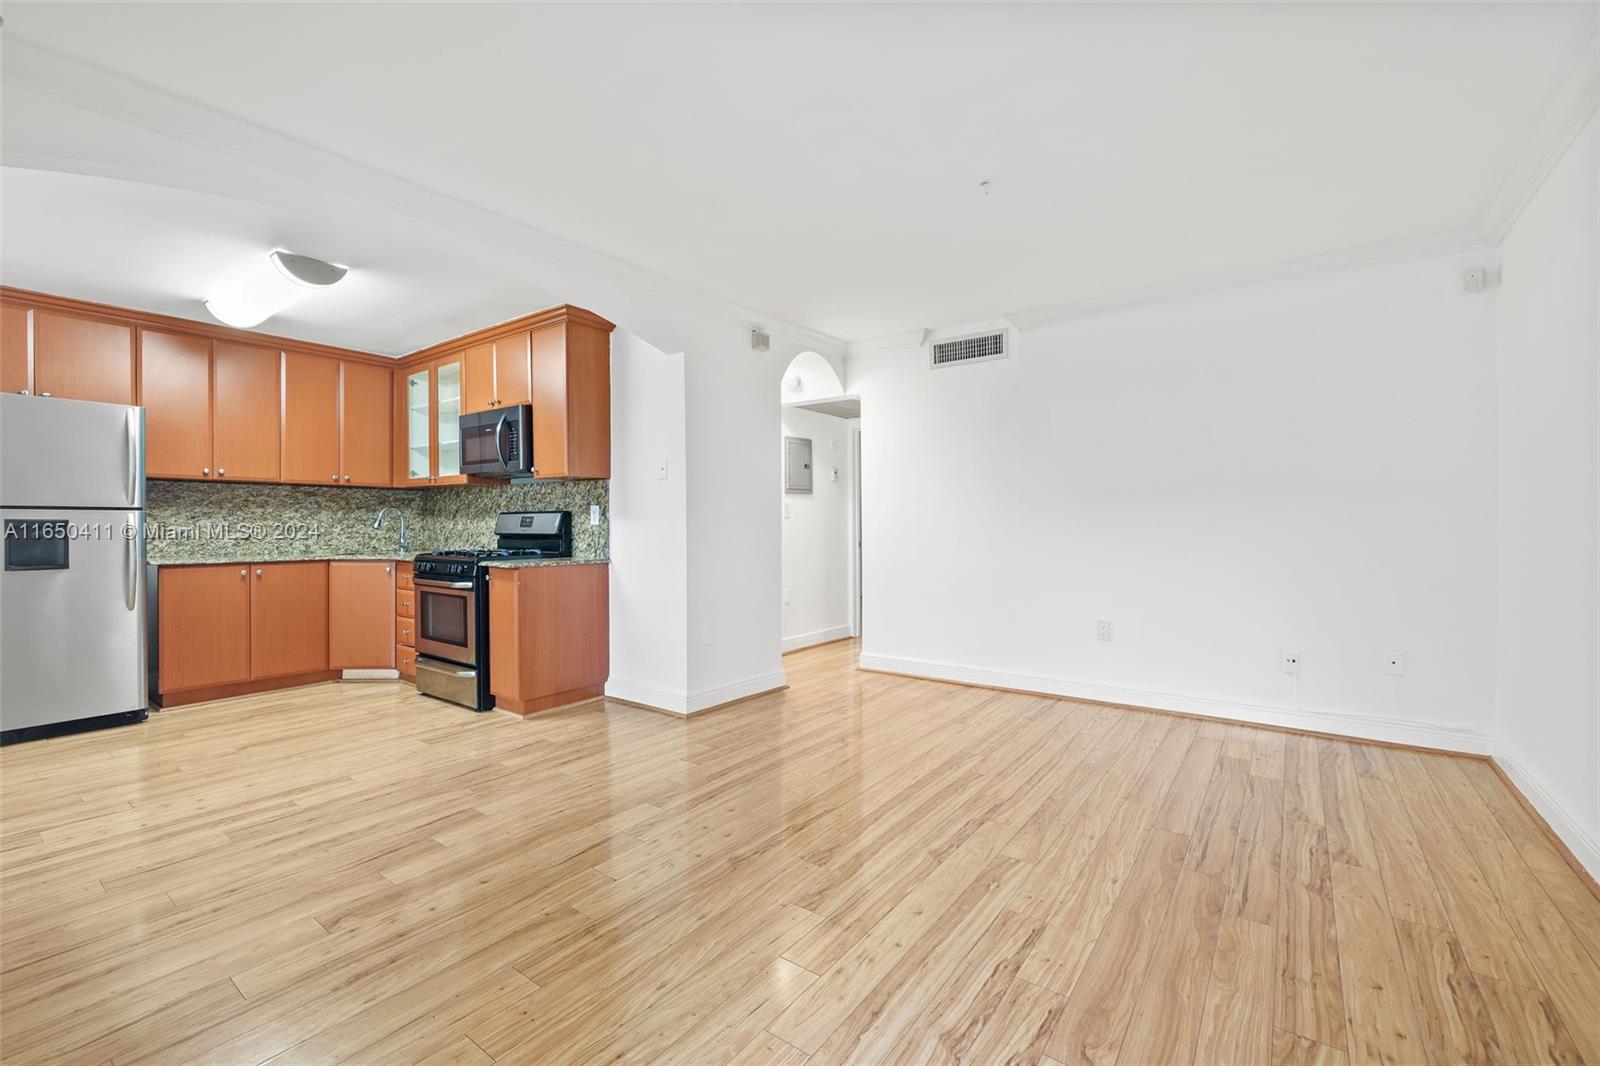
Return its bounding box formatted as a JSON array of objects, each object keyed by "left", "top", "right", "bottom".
[
  {"left": 0, "top": 394, "right": 145, "bottom": 509},
  {"left": 1, "top": 507, "right": 147, "bottom": 730}
]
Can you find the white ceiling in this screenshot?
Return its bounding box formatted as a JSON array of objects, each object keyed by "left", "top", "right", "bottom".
[{"left": 1, "top": 2, "right": 1595, "bottom": 351}]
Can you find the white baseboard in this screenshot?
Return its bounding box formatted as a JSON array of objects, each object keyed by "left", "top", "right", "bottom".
[
  {"left": 1492, "top": 748, "right": 1600, "bottom": 880},
  {"left": 856, "top": 652, "right": 1493, "bottom": 755},
  {"left": 341, "top": 669, "right": 401, "bottom": 680},
  {"left": 606, "top": 670, "right": 788, "bottom": 717},
  {"left": 782, "top": 625, "right": 853, "bottom": 653}
]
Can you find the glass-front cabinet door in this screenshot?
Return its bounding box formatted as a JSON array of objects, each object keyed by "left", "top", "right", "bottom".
[
  {"left": 405, "top": 368, "right": 431, "bottom": 483},
  {"left": 435, "top": 360, "right": 461, "bottom": 479}
]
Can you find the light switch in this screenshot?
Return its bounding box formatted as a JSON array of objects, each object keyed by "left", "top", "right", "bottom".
[{"left": 589, "top": 505, "right": 602, "bottom": 526}]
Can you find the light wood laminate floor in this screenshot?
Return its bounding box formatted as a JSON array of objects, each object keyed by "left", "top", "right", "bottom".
[{"left": 3, "top": 639, "right": 1598, "bottom": 1065}]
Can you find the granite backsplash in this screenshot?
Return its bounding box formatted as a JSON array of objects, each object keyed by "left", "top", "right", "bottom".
[{"left": 145, "top": 480, "right": 608, "bottom": 563}]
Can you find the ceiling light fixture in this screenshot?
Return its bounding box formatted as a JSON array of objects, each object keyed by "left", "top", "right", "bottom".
[{"left": 204, "top": 250, "right": 348, "bottom": 329}]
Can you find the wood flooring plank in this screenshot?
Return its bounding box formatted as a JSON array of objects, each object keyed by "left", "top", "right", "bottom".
[
  {"left": 1196, "top": 915, "right": 1277, "bottom": 1066},
  {"left": 1391, "top": 918, "right": 1504, "bottom": 1066},
  {"left": 1115, "top": 868, "right": 1226, "bottom": 1066},
  {"left": 1329, "top": 861, "right": 1428, "bottom": 1066},
  {"left": 1474, "top": 973, "right": 1584, "bottom": 1066},
  {"left": 1045, "top": 829, "right": 1190, "bottom": 1066},
  {"left": 1274, "top": 1029, "right": 1351, "bottom": 1066}
]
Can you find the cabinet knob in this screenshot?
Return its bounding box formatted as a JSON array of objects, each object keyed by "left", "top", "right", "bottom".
[
  {"left": 39, "top": 392, "right": 51, "bottom": 397},
  {"left": 255, "top": 568, "right": 263, "bottom": 577},
  {"left": 218, "top": 468, "right": 226, "bottom": 476},
  {"left": 385, "top": 566, "right": 392, "bottom": 574},
  {"left": 203, "top": 467, "right": 211, "bottom": 475},
  {"left": 331, "top": 474, "right": 338, "bottom": 482},
  {"left": 18, "top": 388, "right": 29, "bottom": 395},
  {"left": 240, "top": 568, "right": 247, "bottom": 576},
  {"left": 343, "top": 475, "right": 350, "bottom": 481}
]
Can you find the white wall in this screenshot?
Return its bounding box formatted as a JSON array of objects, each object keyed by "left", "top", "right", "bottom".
[
  {"left": 1492, "top": 114, "right": 1600, "bottom": 874},
  {"left": 781, "top": 405, "right": 856, "bottom": 651},
  {"left": 852, "top": 251, "right": 1500, "bottom": 752},
  {"left": 606, "top": 329, "right": 690, "bottom": 706}
]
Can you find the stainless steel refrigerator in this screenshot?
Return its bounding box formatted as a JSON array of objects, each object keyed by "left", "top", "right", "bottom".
[{"left": 1, "top": 393, "right": 148, "bottom": 737}]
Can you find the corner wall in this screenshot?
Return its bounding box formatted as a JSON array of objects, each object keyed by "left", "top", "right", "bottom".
[{"left": 1492, "top": 114, "right": 1600, "bottom": 875}]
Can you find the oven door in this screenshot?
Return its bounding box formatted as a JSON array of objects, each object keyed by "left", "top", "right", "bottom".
[{"left": 414, "top": 578, "right": 477, "bottom": 666}]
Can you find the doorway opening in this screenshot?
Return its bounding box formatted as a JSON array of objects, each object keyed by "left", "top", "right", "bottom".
[{"left": 778, "top": 353, "right": 860, "bottom": 653}]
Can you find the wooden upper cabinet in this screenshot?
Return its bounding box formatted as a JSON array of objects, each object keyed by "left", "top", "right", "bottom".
[
  {"left": 158, "top": 564, "right": 251, "bottom": 692},
  {"left": 329, "top": 561, "right": 395, "bottom": 670},
  {"left": 461, "top": 342, "right": 496, "bottom": 414},
  {"left": 1, "top": 303, "right": 30, "bottom": 395},
  {"left": 339, "top": 360, "right": 391, "bottom": 486},
  {"left": 250, "top": 562, "right": 329, "bottom": 679},
  {"left": 33, "top": 310, "right": 134, "bottom": 404},
  {"left": 281, "top": 351, "right": 340, "bottom": 484},
  {"left": 494, "top": 331, "right": 532, "bottom": 408},
  {"left": 140, "top": 330, "right": 213, "bottom": 479},
  {"left": 529, "top": 315, "right": 612, "bottom": 478},
  {"left": 213, "top": 342, "right": 281, "bottom": 482}
]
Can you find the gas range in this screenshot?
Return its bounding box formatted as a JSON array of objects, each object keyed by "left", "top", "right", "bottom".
[{"left": 410, "top": 511, "right": 573, "bottom": 712}]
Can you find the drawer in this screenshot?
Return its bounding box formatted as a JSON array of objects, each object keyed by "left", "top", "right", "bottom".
[
  {"left": 397, "top": 644, "right": 417, "bottom": 679},
  {"left": 396, "top": 587, "right": 415, "bottom": 618},
  {"left": 396, "top": 562, "right": 413, "bottom": 591},
  {"left": 396, "top": 616, "right": 416, "bottom": 647}
]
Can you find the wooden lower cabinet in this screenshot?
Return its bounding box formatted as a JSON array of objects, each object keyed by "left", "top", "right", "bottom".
[
  {"left": 157, "top": 562, "right": 332, "bottom": 699},
  {"left": 158, "top": 565, "right": 252, "bottom": 692},
  {"left": 395, "top": 562, "right": 415, "bottom": 679},
  {"left": 328, "top": 561, "right": 396, "bottom": 669},
  {"left": 250, "top": 563, "right": 330, "bottom": 679},
  {"left": 487, "top": 564, "right": 608, "bottom": 715}
]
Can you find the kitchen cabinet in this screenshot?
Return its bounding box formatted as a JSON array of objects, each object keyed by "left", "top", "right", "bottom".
[
  {"left": 329, "top": 561, "right": 395, "bottom": 669},
  {"left": 395, "top": 561, "right": 415, "bottom": 680},
  {"left": 142, "top": 334, "right": 281, "bottom": 481},
  {"left": 213, "top": 342, "right": 281, "bottom": 481},
  {"left": 34, "top": 309, "right": 134, "bottom": 405},
  {"left": 394, "top": 356, "right": 465, "bottom": 485},
  {"left": 528, "top": 314, "right": 611, "bottom": 478},
  {"left": 461, "top": 332, "right": 531, "bottom": 414},
  {"left": 158, "top": 565, "right": 252, "bottom": 692},
  {"left": 249, "top": 562, "right": 329, "bottom": 679},
  {"left": 281, "top": 351, "right": 341, "bottom": 484},
  {"left": 141, "top": 330, "right": 213, "bottom": 479},
  {"left": 487, "top": 564, "right": 609, "bottom": 714},
  {"left": 2, "top": 302, "right": 30, "bottom": 394},
  {"left": 339, "top": 360, "right": 392, "bottom": 486}
]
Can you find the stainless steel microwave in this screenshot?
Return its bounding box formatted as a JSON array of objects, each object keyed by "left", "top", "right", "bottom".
[{"left": 459, "top": 404, "right": 533, "bottom": 477}]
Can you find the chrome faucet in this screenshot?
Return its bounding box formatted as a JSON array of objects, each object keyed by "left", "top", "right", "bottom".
[{"left": 373, "top": 507, "right": 410, "bottom": 553}]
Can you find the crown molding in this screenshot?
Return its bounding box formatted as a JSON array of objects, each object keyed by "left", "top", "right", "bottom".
[
  {"left": 398, "top": 304, "right": 617, "bottom": 368},
  {"left": 0, "top": 36, "right": 847, "bottom": 360},
  {"left": 1003, "top": 226, "right": 1490, "bottom": 332},
  {"left": 1478, "top": 21, "right": 1600, "bottom": 246},
  {"left": 0, "top": 285, "right": 394, "bottom": 366}
]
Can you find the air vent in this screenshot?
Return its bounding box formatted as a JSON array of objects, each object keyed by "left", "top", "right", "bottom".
[{"left": 930, "top": 330, "right": 1007, "bottom": 369}]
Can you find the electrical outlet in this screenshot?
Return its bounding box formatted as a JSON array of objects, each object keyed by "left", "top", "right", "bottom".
[
  {"left": 1384, "top": 653, "right": 1406, "bottom": 676},
  {"left": 1281, "top": 651, "right": 1301, "bottom": 676},
  {"left": 701, "top": 623, "right": 713, "bottom": 646},
  {"left": 783, "top": 588, "right": 791, "bottom": 607},
  {"left": 589, "top": 504, "right": 601, "bottom": 526},
  {"left": 1096, "top": 620, "right": 1113, "bottom": 642}
]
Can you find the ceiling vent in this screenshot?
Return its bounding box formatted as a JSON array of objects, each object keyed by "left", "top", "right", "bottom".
[{"left": 930, "top": 329, "right": 1007, "bottom": 369}]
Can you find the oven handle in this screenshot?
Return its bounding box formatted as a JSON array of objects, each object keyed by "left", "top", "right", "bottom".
[{"left": 416, "top": 579, "right": 476, "bottom": 589}]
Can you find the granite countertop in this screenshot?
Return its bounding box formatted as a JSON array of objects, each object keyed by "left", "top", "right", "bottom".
[
  {"left": 152, "top": 554, "right": 416, "bottom": 566},
  {"left": 483, "top": 558, "right": 609, "bottom": 569}
]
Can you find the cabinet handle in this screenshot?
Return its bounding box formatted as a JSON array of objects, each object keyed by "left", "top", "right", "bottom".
[{"left": 203, "top": 467, "right": 211, "bottom": 476}]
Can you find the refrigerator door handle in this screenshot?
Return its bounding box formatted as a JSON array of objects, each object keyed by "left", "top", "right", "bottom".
[
  {"left": 125, "top": 409, "right": 138, "bottom": 506},
  {"left": 125, "top": 533, "right": 138, "bottom": 612}
]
